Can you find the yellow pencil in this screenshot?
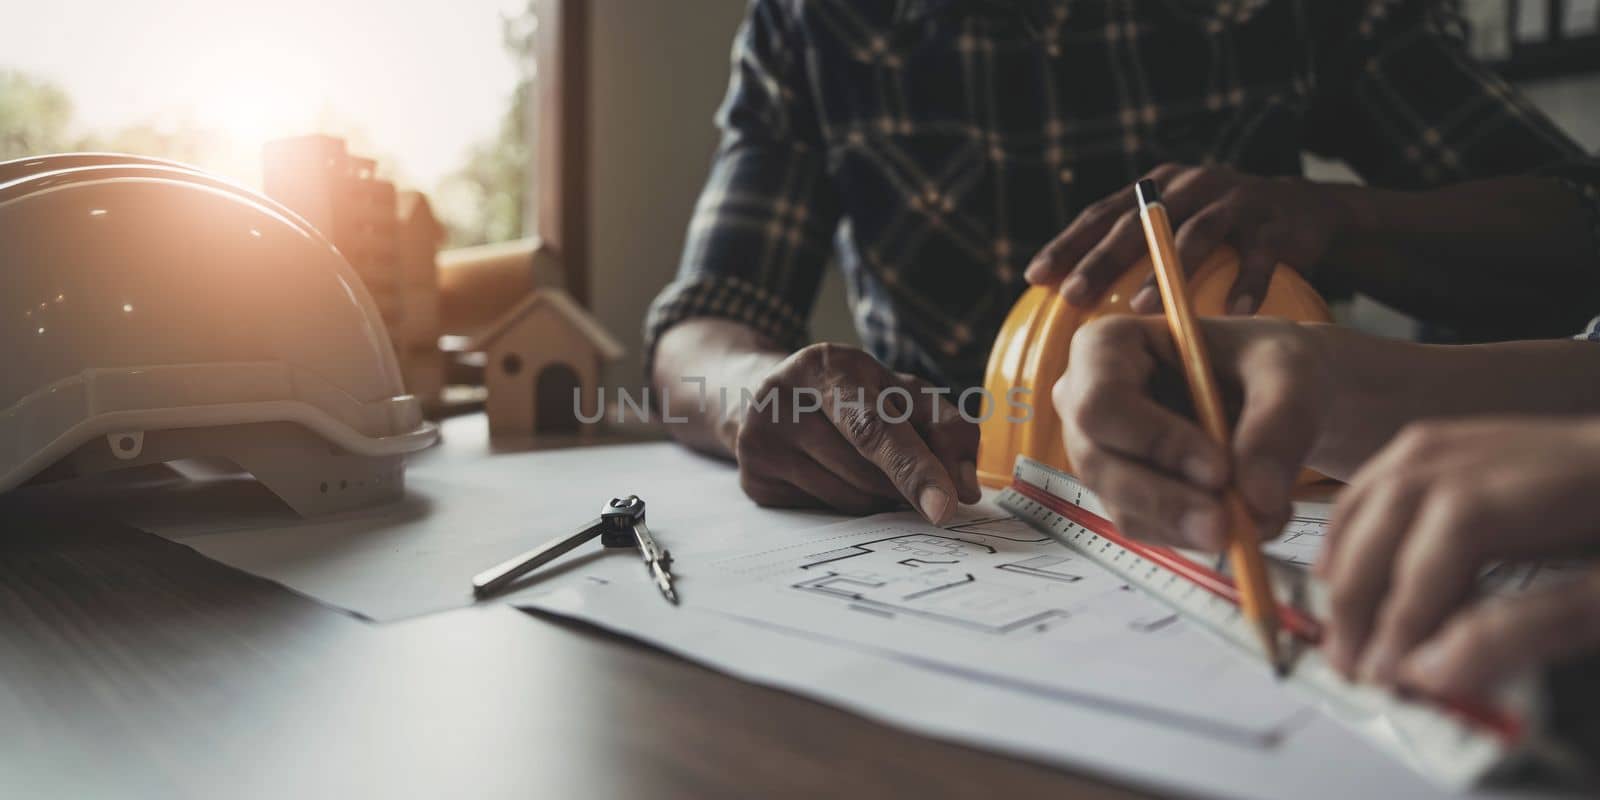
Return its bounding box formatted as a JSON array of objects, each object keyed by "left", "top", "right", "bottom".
[{"left": 1133, "top": 178, "right": 1286, "bottom": 677}]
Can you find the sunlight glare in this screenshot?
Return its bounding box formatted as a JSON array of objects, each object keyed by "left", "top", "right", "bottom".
[{"left": 195, "top": 46, "right": 317, "bottom": 150}]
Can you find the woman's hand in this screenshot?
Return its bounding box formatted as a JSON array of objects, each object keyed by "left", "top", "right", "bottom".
[
  {"left": 1054, "top": 316, "right": 1336, "bottom": 550},
  {"left": 1318, "top": 418, "right": 1600, "bottom": 697}
]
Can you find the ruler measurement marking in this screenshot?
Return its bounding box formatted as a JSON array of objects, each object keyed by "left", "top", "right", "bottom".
[{"left": 999, "top": 457, "right": 1523, "bottom": 765}]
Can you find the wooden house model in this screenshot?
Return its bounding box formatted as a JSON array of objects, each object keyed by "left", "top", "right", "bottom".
[
  {"left": 263, "top": 135, "right": 446, "bottom": 413},
  {"left": 263, "top": 135, "right": 399, "bottom": 321},
  {"left": 468, "top": 289, "right": 624, "bottom": 438},
  {"left": 395, "top": 191, "right": 445, "bottom": 408}
]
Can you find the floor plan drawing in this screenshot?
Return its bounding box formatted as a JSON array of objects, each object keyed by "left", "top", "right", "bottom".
[
  {"left": 527, "top": 499, "right": 1478, "bottom": 800},
  {"left": 699, "top": 510, "right": 1315, "bottom": 743},
  {"left": 1265, "top": 514, "right": 1329, "bottom": 567},
  {"left": 791, "top": 530, "right": 1084, "bottom": 635},
  {"left": 724, "top": 516, "right": 1141, "bottom": 641}
]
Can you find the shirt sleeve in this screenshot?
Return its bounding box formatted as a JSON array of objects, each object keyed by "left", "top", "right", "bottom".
[
  {"left": 1304, "top": 0, "right": 1590, "bottom": 187},
  {"left": 642, "top": 0, "right": 841, "bottom": 376}
]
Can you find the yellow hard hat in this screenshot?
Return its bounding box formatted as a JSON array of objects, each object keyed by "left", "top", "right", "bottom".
[{"left": 976, "top": 245, "right": 1332, "bottom": 488}]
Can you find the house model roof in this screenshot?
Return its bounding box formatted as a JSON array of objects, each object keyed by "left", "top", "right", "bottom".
[{"left": 468, "top": 288, "right": 625, "bottom": 361}]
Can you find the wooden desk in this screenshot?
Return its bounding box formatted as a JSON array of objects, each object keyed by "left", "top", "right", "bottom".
[{"left": 0, "top": 494, "right": 1147, "bottom": 797}]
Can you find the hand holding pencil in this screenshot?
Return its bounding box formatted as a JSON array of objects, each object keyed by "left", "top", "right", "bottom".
[
  {"left": 1049, "top": 177, "right": 1344, "bottom": 673},
  {"left": 1130, "top": 178, "right": 1289, "bottom": 673}
]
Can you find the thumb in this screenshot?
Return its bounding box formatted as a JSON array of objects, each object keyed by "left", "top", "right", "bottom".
[{"left": 1218, "top": 323, "right": 1325, "bottom": 532}]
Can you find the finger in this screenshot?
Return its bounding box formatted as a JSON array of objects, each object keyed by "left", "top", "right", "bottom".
[
  {"left": 1228, "top": 224, "right": 1281, "bottom": 316},
  {"left": 1059, "top": 318, "right": 1229, "bottom": 489},
  {"left": 1027, "top": 198, "right": 1126, "bottom": 294},
  {"left": 1172, "top": 198, "right": 1237, "bottom": 281},
  {"left": 1128, "top": 277, "right": 1161, "bottom": 314},
  {"left": 1063, "top": 385, "right": 1228, "bottom": 489},
  {"left": 1320, "top": 478, "right": 1426, "bottom": 678},
  {"left": 898, "top": 377, "right": 982, "bottom": 504},
  {"left": 1228, "top": 326, "right": 1323, "bottom": 530},
  {"left": 1159, "top": 164, "right": 1234, "bottom": 220},
  {"left": 1067, "top": 210, "right": 1152, "bottom": 308},
  {"left": 1357, "top": 497, "right": 1483, "bottom": 686},
  {"left": 1315, "top": 421, "right": 1451, "bottom": 580},
  {"left": 1399, "top": 576, "right": 1600, "bottom": 698},
  {"left": 1312, "top": 485, "right": 1353, "bottom": 580},
  {"left": 786, "top": 452, "right": 904, "bottom": 516},
  {"left": 1027, "top": 164, "right": 1185, "bottom": 294},
  {"left": 1075, "top": 449, "right": 1228, "bottom": 550},
  {"left": 735, "top": 412, "right": 885, "bottom": 512},
  {"left": 1129, "top": 204, "right": 1226, "bottom": 311},
  {"left": 795, "top": 414, "right": 902, "bottom": 501},
  {"left": 1130, "top": 180, "right": 1241, "bottom": 313},
  {"left": 1315, "top": 433, "right": 1425, "bottom": 582},
  {"left": 829, "top": 388, "right": 962, "bottom": 525}
]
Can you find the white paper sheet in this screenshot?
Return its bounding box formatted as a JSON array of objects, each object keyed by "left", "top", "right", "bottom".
[
  {"left": 17, "top": 417, "right": 1573, "bottom": 798},
  {"left": 528, "top": 573, "right": 1547, "bottom": 800},
  {"left": 686, "top": 510, "right": 1309, "bottom": 739},
  {"left": 522, "top": 496, "right": 1573, "bottom": 799},
  {"left": 13, "top": 416, "right": 841, "bottom": 621}
]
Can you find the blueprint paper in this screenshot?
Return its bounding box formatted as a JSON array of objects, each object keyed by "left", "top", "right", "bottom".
[
  {"left": 527, "top": 575, "right": 1549, "bottom": 800},
  {"left": 690, "top": 511, "right": 1308, "bottom": 738},
  {"left": 521, "top": 502, "right": 1559, "bottom": 799},
  {"left": 523, "top": 496, "right": 1578, "bottom": 798},
  {"left": 16, "top": 412, "right": 1572, "bottom": 796}
]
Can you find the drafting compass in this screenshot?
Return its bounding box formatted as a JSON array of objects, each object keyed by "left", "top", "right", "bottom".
[{"left": 471, "top": 495, "right": 678, "bottom": 604}]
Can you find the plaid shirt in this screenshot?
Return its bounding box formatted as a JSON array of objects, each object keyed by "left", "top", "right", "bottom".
[{"left": 645, "top": 0, "right": 1600, "bottom": 391}]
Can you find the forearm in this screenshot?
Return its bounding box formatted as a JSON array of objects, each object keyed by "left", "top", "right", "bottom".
[
  {"left": 1324, "top": 177, "right": 1598, "bottom": 339},
  {"left": 651, "top": 318, "right": 787, "bottom": 459},
  {"left": 1311, "top": 324, "right": 1600, "bottom": 477}
]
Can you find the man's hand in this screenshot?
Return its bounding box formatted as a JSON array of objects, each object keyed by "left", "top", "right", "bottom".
[
  {"left": 734, "top": 343, "right": 982, "bottom": 523},
  {"left": 1318, "top": 418, "right": 1600, "bottom": 697},
  {"left": 1054, "top": 316, "right": 1335, "bottom": 550},
  {"left": 1025, "top": 164, "right": 1363, "bottom": 315}
]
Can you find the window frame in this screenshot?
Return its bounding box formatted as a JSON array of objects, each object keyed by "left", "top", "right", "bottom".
[{"left": 528, "top": 0, "right": 590, "bottom": 306}]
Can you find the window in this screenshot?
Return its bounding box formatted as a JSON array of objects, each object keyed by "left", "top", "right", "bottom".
[{"left": 0, "top": 0, "right": 537, "bottom": 248}]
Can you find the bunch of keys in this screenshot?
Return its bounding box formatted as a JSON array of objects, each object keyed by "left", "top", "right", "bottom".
[{"left": 471, "top": 495, "right": 678, "bottom": 604}]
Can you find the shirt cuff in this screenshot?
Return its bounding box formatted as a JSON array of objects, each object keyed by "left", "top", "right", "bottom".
[
  {"left": 642, "top": 273, "right": 812, "bottom": 380},
  {"left": 1576, "top": 316, "right": 1600, "bottom": 342}
]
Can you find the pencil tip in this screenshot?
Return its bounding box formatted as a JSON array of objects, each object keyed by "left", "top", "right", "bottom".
[{"left": 1254, "top": 621, "right": 1287, "bottom": 679}]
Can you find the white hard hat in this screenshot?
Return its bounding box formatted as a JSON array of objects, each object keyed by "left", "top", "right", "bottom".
[{"left": 0, "top": 153, "right": 438, "bottom": 515}]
